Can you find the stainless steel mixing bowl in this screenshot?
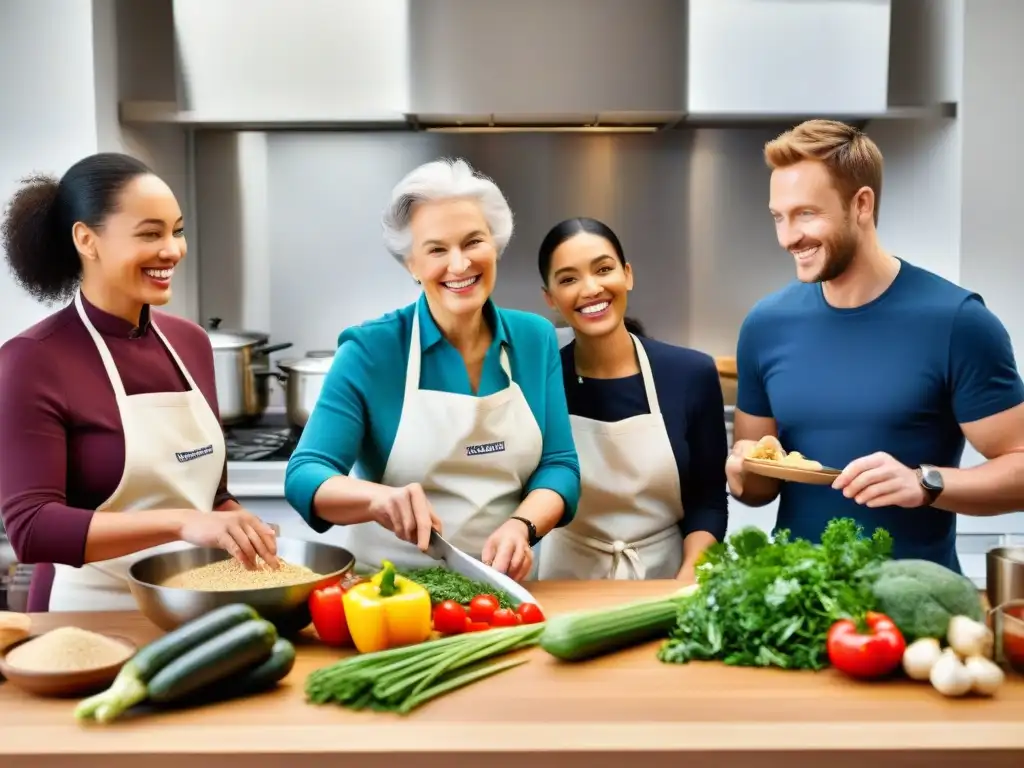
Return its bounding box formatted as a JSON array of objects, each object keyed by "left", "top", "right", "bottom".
[{"left": 127, "top": 537, "right": 355, "bottom": 636}]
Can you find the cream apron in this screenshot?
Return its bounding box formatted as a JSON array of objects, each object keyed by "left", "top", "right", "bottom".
[
  {"left": 538, "top": 335, "right": 684, "bottom": 580},
  {"left": 338, "top": 310, "right": 544, "bottom": 572},
  {"left": 48, "top": 292, "right": 226, "bottom": 611}
]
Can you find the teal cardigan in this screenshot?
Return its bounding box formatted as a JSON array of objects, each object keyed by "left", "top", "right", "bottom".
[{"left": 284, "top": 295, "right": 581, "bottom": 533}]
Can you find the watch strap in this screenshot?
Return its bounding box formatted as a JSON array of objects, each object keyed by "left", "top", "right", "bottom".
[
  {"left": 510, "top": 515, "right": 540, "bottom": 547},
  {"left": 916, "top": 465, "right": 942, "bottom": 505}
]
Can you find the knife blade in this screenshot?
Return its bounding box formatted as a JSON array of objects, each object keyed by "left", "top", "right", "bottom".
[{"left": 426, "top": 530, "right": 540, "bottom": 608}]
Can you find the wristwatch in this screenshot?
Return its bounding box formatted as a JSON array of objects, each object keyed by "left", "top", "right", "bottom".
[
  {"left": 916, "top": 464, "right": 945, "bottom": 505},
  {"left": 510, "top": 515, "right": 541, "bottom": 547}
]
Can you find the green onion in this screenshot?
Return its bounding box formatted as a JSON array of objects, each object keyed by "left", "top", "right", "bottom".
[{"left": 305, "top": 623, "right": 543, "bottom": 714}]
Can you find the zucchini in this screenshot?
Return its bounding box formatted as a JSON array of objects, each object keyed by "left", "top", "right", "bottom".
[
  {"left": 147, "top": 619, "right": 278, "bottom": 703},
  {"left": 74, "top": 603, "right": 261, "bottom": 723},
  {"left": 540, "top": 586, "right": 698, "bottom": 662},
  {"left": 175, "top": 637, "right": 296, "bottom": 706},
  {"left": 131, "top": 603, "right": 260, "bottom": 682}
]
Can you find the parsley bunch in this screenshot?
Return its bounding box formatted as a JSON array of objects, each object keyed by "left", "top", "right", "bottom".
[{"left": 658, "top": 517, "right": 893, "bottom": 670}]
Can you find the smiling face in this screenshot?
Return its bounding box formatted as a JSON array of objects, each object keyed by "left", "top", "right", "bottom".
[
  {"left": 543, "top": 231, "right": 633, "bottom": 338},
  {"left": 74, "top": 173, "right": 186, "bottom": 308},
  {"left": 769, "top": 160, "right": 864, "bottom": 284},
  {"left": 405, "top": 198, "right": 498, "bottom": 325}
]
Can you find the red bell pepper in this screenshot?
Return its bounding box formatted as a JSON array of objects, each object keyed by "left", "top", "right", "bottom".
[
  {"left": 309, "top": 583, "right": 352, "bottom": 646},
  {"left": 826, "top": 611, "right": 906, "bottom": 680}
]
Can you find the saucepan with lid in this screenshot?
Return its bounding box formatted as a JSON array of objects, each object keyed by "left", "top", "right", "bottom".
[
  {"left": 205, "top": 318, "right": 293, "bottom": 427},
  {"left": 276, "top": 350, "right": 335, "bottom": 430}
]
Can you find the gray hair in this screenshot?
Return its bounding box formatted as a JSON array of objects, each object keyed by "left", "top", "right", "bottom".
[{"left": 381, "top": 158, "right": 514, "bottom": 261}]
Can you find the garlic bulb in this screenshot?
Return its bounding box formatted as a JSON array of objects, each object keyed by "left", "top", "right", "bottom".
[
  {"left": 964, "top": 655, "right": 1005, "bottom": 696},
  {"left": 902, "top": 637, "right": 943, "bottom": 681},
  {"left": 947, "top": 615, "right": 993, "bottom": 659},
  {"left": 929, "top": 649, "right": 973, "bottom": 697}
]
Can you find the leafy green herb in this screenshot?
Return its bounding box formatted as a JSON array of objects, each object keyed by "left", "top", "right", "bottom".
[
  {"left": 401, "top": 566, "right": 514, "bottom": 609},
  {"left": 657, "top": 518, "right": 893, "bottom": 671}
]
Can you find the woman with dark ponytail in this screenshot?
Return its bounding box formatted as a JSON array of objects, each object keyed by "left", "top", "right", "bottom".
[
  {"left": 536, "top": 217, "right": 728, "bottom": 583},
  {"left": 0, "top": 153, "right": 279, "bottom": 612}
]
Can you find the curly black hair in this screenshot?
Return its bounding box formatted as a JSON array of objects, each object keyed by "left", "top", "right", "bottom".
[{"left": 1, "top": 152, "right": 153, "bottom": 305}]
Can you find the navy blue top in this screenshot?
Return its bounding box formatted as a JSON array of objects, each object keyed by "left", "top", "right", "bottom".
[
  {"left": 560, "top": 336, "right": 729, "bottom": 542},
  {"left": 737, "top": 259, "right": 1024, "bottom": 571},
  {"left": 285, "top": 295, "right": 581, "bottom": 533}
]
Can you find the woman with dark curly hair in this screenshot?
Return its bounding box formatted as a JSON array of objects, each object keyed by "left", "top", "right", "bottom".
[{"left": 0, "top": 153, "right": 279, "bottom": 612}]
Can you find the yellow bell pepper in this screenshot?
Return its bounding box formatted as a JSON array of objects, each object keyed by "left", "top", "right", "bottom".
[{"left": 342, "top": 560, "right": 433, "bottom": 653}]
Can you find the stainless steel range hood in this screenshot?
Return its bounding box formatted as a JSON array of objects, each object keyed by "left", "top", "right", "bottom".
[
  {"left": 405, "top": 0, "right": 686, "bottom": 131},
  {"left": 119, "top": 0, "right": 956, "bottom": 131}
]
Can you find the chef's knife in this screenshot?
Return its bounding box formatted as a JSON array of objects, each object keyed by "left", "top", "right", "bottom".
[{"left": 426, "top": 530, "right": 540, "bottom": 608}]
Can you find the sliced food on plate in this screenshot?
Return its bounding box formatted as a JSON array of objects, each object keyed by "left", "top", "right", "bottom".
[{"left": 743, "top": 435, "right": 839, "bottom": 484}]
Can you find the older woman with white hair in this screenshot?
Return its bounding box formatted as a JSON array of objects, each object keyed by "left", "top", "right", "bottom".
[{"left": 284, "top": 158, "right": 580, "bottom": 581}]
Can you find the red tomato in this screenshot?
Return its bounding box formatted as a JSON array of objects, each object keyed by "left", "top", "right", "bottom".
[
  {"left": 432, "top": 600, "right": 468, "bottom": 635},
  {"left": 465, "top": 621, "right": 492, "bottom": 632},
  {"left": 308, "top": 584, "right": 352, "bottom": 646},
  {"left": 468, "top": 594, "right": 500, "bottom": 623},
  {"left": 490, "top": 608, "right": 520, "bottom": 627},
  {"left": 515, "top": 602, "right": 545, "bottom": 625},
  {"left": 827, "top": 611, "right": 906, "bottom": 680}
]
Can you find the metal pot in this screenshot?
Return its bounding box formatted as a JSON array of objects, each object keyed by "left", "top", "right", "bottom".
[
  {"left": 277, "top": 350, "right": 335, "bottom": 430},
  {"left": 205, "top": 318, "right": 293, "bottom": 427}
]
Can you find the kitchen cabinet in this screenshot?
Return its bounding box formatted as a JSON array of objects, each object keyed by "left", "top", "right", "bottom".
[
  {"left": 686, "top": 0, "right": 893, "bottom": 117},
  {"left": 167, "top": 0, "right": 410, "bottom": 124}
]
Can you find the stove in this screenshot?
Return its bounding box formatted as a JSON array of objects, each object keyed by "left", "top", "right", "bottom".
[{"left": 224, "top": 413, "right": 300, "bottom": 462}]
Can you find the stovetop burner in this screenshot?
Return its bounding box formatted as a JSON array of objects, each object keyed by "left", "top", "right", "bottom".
[{"left": 224, "top": 413, "right": 300, "bottom": 462}]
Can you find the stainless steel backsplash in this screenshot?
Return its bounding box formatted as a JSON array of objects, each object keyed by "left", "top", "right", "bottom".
[{"left": 194, "top": 128, "right": 801, "bottom": 361}]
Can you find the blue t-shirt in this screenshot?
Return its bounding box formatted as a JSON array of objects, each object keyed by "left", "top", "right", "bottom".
[
  {"left": 284, "top": 295, "right": 581, "bottom": 533},
  {"left": 737, "top": 259, "right": 1024, "bottom": 571},
  {"left": 561, "top": 336, "right": 729, "bottom": 542}
]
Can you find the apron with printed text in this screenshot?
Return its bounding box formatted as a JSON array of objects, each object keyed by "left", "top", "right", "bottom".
[
  {"left": 337, "top": 310, "right": 544, "bottom": 572},
  {"left": 48, "top": 292, "right": 225, "bottom": 611},
  {"left": 538, "top": 335, "right": 684, "bottom": 580}
]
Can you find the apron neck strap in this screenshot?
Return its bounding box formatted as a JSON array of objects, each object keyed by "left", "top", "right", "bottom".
[
  {"left": 630, "top": 334, "right": 661, "bottom": 414},
  {"left": 75, "top": 291, "right": 127, "bottom": 399},
  {"left": 405, "top": 310, "right": 424, "bottom": 397},
  {"left": 406, "top": 310, "right": 513, "bottom": 397}
]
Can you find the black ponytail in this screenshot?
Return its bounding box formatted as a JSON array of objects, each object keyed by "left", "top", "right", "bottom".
[
  {"left": 1, "top": 153, "right": 152, "bottom": 305},
  {"left": 623, "top": 316, "right": 648, "bottom": 337}
]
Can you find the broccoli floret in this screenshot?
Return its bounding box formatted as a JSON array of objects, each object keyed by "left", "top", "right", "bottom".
[{"left": 870, "top": 559, "right": 985, "bottom": 641}]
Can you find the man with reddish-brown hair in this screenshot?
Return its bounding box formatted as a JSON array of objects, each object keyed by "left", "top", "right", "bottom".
[{"left": 726, "top": 118, "right": 1024, "bottom": 572}]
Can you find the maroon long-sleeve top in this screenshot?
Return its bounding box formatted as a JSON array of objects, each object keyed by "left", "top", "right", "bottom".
[{"left": 0, "top": 294, "right": 234, "bottom": 609}]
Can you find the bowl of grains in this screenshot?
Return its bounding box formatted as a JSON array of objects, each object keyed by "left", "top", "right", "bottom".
[
  {"left": 0, "top": 627, "right": 137, "bottom": 697},
  {"left": 128, "top": 537, "right": 355, "bottom": 636}
]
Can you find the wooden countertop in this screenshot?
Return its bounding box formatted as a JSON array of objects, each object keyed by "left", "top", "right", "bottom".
[{"left": 2, "top": 580, "right": 1023, "bottom": 768}]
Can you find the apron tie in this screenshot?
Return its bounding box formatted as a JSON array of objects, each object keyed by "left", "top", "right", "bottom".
[{"left": 610, "top": 539, "right": 646, "bottom": 580}]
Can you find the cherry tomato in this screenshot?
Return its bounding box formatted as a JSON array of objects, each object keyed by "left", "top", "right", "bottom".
[
  {"left": 466, "top": 621, "right": 492, "bottom": 632},
  {"left": 432, "top": 600, "right": 468, "bottom": 635},
  {"left": 468, "top": 594, "right": 500, "bottom": 623},
  {"left": 515, "top": 602, "right": 545, "bottom": 625},
  {"left": 490, "top": 608, "right": 520, "bottom": 627}
]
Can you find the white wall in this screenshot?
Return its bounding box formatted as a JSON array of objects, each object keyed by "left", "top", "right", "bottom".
[
  {"left": 0, "top": 0, "right": 197, "bottom": 341},
  {"left": 0, "top": 0, "right": 101, "bottom": 340},
  {"left": 958, "top": 1, "right": 1024, "bottom": 362}
]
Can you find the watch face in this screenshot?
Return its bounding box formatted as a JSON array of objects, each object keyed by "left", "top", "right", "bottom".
[{"left": 922, "top": 466, "right": 943, "bottom": 490}]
